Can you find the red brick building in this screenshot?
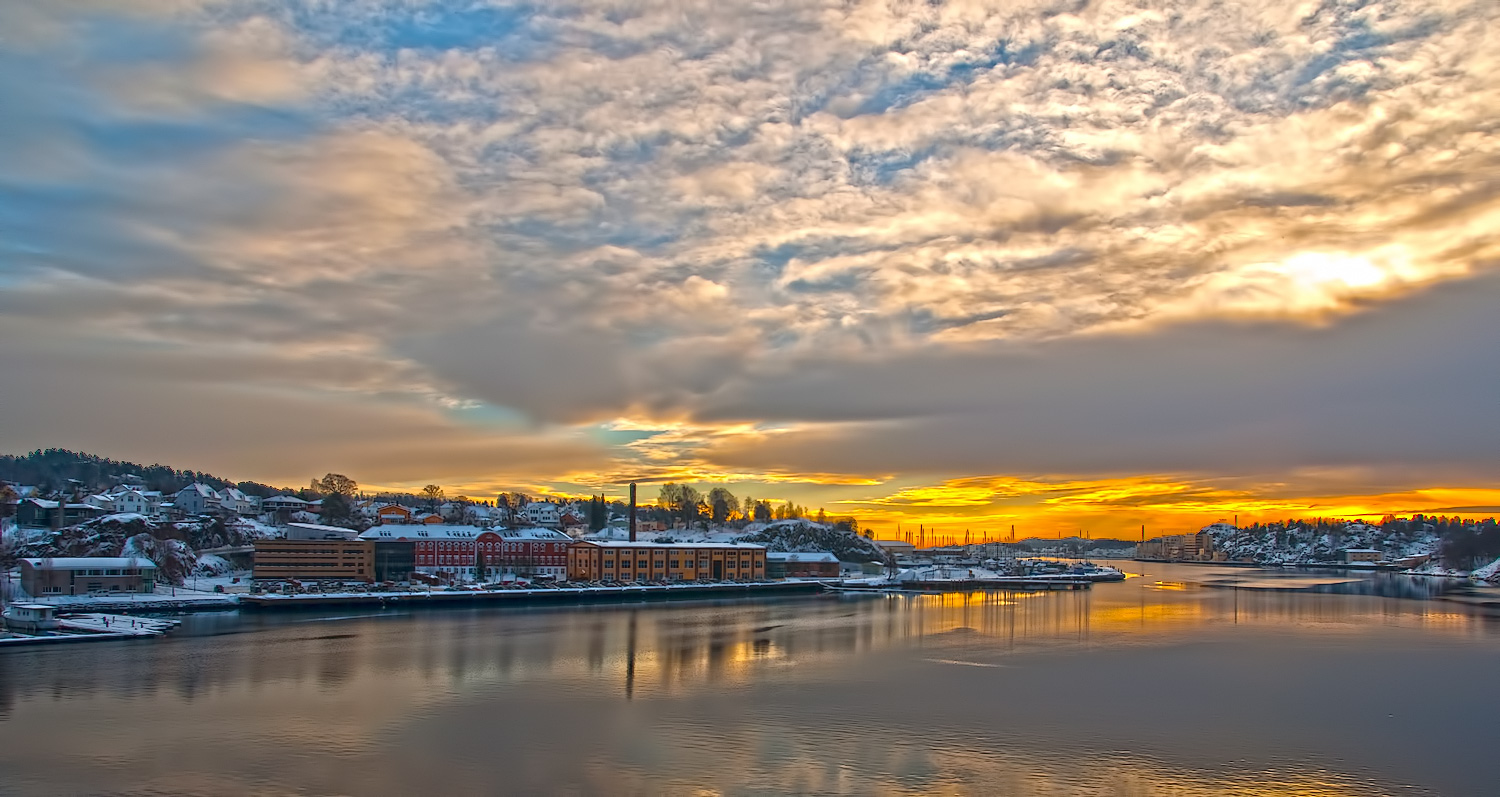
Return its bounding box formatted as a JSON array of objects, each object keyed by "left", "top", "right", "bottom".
[{"left": 359, "top": 526, "right": 572, "bottom": 582}]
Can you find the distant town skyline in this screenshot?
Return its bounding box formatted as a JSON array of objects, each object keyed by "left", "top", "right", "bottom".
[{"left": 3, "top": 0, "right": 1499, "bottom": 538}]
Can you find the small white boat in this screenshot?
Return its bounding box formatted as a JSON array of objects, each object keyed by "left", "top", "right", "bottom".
[{"left": 3, "top": 604, "right": 61, "bottom": 633}]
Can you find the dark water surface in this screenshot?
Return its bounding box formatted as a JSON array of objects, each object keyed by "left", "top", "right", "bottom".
[{"left": 2, "top": 561, "right": 1498, "bottom": 796}]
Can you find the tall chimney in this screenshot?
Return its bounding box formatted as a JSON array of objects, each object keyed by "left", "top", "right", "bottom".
[{"left": 628, "top": 482, "right": 637, "bottom": 542}]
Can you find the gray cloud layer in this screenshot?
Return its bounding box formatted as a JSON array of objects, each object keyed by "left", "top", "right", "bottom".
[{"left": 2, "top": 0, "right": 1498, "bottom": 489}]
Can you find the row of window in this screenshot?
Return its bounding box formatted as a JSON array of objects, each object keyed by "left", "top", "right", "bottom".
[
  {"left": 426, "top": 542, "right": 560, "bottom": 551},
  {"left": 601, "top": 560, "right": 760, "bottom": 569},
  {"left": 259, "top": 548, "right": 367, "bottom": 556}
]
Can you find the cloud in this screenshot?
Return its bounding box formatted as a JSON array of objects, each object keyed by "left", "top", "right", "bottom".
[
  {"left": 695, "top": 270, "right": 1500, "bottom": 483},
  {"left": 3, "top": 0, "right": 1500, "bottom": 511}
]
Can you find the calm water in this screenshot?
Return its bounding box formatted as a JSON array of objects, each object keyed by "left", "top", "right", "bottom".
[{"left": 2, "top": 561, "right": 1498, "bottom": 796}]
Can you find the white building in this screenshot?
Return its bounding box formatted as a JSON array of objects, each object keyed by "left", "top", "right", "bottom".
[
  {"left": 109, "top": 488, "right": 154, "bottom": 516},
  {"left": 263, "top": 495, "right": 309, "bottom": 513},
  {"left": 524, "top": 503, "right": 562, "bottom": 528},
  {"left": 216, "top": 487, "right": 259, "bottom": 515},
  {"left": 173, "top": 483, "right": 220, "bottom": 515}
]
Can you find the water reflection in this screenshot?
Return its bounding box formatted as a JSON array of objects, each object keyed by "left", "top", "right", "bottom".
[{"left": 0, "top": 562, "right": 1495, "bottom": 795}]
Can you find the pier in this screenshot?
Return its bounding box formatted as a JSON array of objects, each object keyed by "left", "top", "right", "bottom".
[
  {"left": 241, "top": 580, "right": 826, "bottom": 611},
  {"left": 831, "top": 577, "right": 1092, "bottom": 592},
  {"left": 0, "top": 613, "right": 179, "bottom": 647}
]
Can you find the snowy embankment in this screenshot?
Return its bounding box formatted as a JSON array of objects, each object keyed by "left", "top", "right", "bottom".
[{"left": 1469, "top": 557, "right": 1500, "bottom": 583}]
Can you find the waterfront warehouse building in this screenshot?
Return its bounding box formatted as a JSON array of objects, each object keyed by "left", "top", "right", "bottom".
[
  {"left": 567, "top": 541, "right": 767, "bottom": 583},
  {"left": 20, "top": 557, "right": 158, "bottom": 596},
  {"left": 358, "top": 526, "right": 572, "bottom": 582},
  {"left": 765, "top": 551, "right": 840, "bottom": 579},
  {"left": 252, "top": 539, "right": 376, "bottom": 583}
]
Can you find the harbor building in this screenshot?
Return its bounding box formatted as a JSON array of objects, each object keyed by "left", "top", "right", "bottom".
[
  {"left": 875, "top": 539, "right": 916, "bottom": 558},
  {"left": 20, "top": 557, "right": 158, "bottom": 596},
  {"left": 765, "top": 551, "right": 840, "bottom": 579},
  {"left": 567, "top": 541, "right": 767, "bottom": 583},
  {"left": 358, "top": 526, "right": 572, "bottom": 582},
  {"left": 252, "top": 539, "right": 376, "bottom": 583},
  {"left": 1136, "top": 530, "right": 1217, "bottom": 561}
]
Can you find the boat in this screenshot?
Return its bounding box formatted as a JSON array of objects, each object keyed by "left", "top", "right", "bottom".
[
  {"left": 3, "top": 604, "right": 61, "bottom": 633},
  {"left": 1063, "top": 562, "right": 1126, "bottom": 582}
]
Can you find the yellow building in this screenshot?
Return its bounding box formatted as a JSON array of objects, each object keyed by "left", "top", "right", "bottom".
[
  {"left": 253, "top": 539, "right": 376, "bottom": 582},
  {"left": 568, "top": 541, "right": 766, "bottom": 583}
]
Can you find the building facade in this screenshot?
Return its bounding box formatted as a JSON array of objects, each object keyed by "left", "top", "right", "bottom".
[
  {"left": 358, "top": 526, "right": 572, "bottom": 582},
  {"left": 1136, "top": 530, "right": 1217, "bottom": 561},
  {"left": 765, "top": 551, "right": 840, "bottom": 579},
  {"left": 21, "top": 557, "right": 158, "bottom": 596},
  {"left": 173, "top": 483, "right": 220, "bottom": 515},
  {"left": 252, "top": 539, "right": 376, "bottom": 582},
  {"left": 567, "top": 541, "right": 767, "bottom": 583},
  {"left": 14, "top": 499, "right": 106, "bottom": 528}
]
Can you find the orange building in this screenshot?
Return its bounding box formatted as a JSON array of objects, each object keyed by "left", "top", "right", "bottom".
[
  {"left": 568, "top": 541, "right": 766, "bottom": 583},
  {"left": 376, "top": 504, "right": 413, "bottom": 524},
  {"left": 253, "top": 539, "right": 376, "bottom": 582}
]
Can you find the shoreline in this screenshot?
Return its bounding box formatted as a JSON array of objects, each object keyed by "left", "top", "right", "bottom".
[{"left": 240, "top": 580, "right": 826, "bottom": 611}]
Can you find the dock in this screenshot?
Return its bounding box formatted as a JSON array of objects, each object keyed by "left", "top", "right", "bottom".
[
  {"left": 240, "top": 580, "right": 826, "bottom": 611},
  {"left": 831, "top": 578, "right": 1093, "bottom": 593},
  {"left": 0, "top": 613, "right": 179, "bottom": 647}
]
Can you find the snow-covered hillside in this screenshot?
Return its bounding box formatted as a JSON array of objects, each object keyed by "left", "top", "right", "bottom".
[{"left": 735, "top": 520, "right": 889, "bottom": 563}]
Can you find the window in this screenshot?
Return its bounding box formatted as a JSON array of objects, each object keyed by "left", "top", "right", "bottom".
[{"left": 670, "top": 560, "right": 679, "bottom": 568}]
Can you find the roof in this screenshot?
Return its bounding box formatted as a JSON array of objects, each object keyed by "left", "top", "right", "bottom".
[
  {"left": 287, "top": 522, "right": 357, "bottom": 533},
  {"left": 766, "top": 552, "right": 839, "bottom": 563},
  {"left": 21, "top": 557, "right": 157, "bottom": 570},
  {"left": 264, "top": 495, "right": 308, "bottom": 504},
  {"left": 359, "top": 524, "right": 489, "bottom": 540},
  {"left": 496, "top": 527, "right": 571, "bottom": 540},
  {"left": 1343, "top": 548, "right": 1382, "bottom": 553},
  {"left": 181, "top": 483, "right": 218, "bottom": 497},
  {"left": 573, "top": 540, "right": 766, "bottom": 550}
]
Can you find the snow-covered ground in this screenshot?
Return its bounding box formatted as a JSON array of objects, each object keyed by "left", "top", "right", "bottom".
[{"left": 1469, "top": 556, "right": 1500, "bottom": 582}]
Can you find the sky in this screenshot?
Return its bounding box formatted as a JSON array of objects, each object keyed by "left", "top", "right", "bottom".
[{"left": 2, "top": 0, "right": 1498, "bottom": 538}]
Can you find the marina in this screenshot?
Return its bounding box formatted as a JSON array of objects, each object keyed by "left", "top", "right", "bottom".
[{"left": 0, "top": 603, "right": 178, "bottom": 646}]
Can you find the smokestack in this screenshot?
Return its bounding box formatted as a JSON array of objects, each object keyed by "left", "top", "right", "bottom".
[{"left": 628, "top": 482, "right": 637, "bottom": 542}]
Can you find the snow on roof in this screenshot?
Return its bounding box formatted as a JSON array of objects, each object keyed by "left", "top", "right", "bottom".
[
  {"left": 1343, "top": 548, "right": 1382, "bottom": 553},
  {"left": 21, "top": 557, "right": 157, "bottom": 570},
  {"left": 575, "top": 540, "right": 766, "bottom": 550},
  {"left": 25, "top": 498, "right": 59, "bottom": 508},
  {"left": 264, "top": 495, "right": 308, "bottom": 504},
  {"left": 358, "top": 524, "right": 486, "bottom": 540},
  {"left": 766, "top": 552, "right": 839, "bottom": 563},
  {"left": 287, "top": 522, "right": 357, "bottom": 534},
  {"left": 497, "top": 527, "right": 571, "bottom": 540},
  {"left": 181, "top": 483, "right": 218, "bottom": 497}
]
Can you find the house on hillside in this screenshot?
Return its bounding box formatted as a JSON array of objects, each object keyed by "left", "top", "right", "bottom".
[
  {"left": 108, "top": 489, "right": 154, "bottom": 516},
  {"left": 174, "top": 483, "right": 221, "bottom": 515},
  {"left": 218, "top": 487, "right": 256, "bottom": 515},
  {"left": 14, "top": 499, "right": 106, "bottom": 528},
  {"left": 525, "top": 503, "right": 562, "bottom": 528},
  {"left": 263, "top": 495, "right": 309, "bottom": 514},
  {"left": 377, "top": 504, "right": 413, "bottom": 524},
  {"left": 560, "top": 512, "right": 588, "bottom": 537}
]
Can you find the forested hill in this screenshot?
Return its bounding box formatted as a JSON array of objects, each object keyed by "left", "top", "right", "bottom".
[{"left": 0, "top": 449, "right": 281, "bottom": 497}]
